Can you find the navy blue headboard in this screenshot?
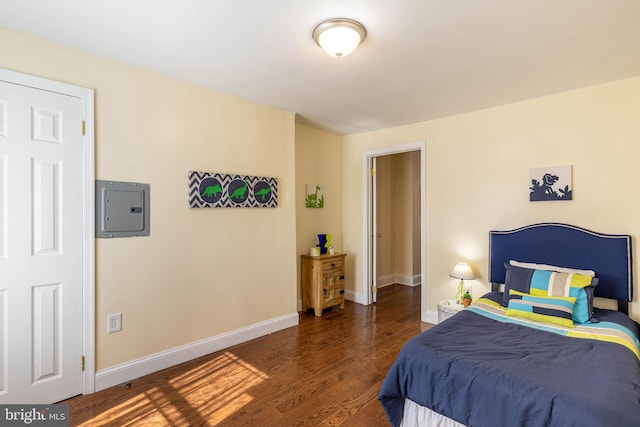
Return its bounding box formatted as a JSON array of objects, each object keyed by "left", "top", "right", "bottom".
[{"left": 489, "top": 223, "right": 633, "bottom": 304}]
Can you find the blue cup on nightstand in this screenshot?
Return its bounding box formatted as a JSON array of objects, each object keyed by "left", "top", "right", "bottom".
[{"left": 318, "top": 234, "right": 328, "bottom": 254}]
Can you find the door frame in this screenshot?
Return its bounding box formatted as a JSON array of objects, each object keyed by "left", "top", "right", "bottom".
[
  {"left": 0, "top": 68, "right": 96, "bottom": 394},
  {"left": 362, "top": 141, "right": 427, "bottom": 321}
]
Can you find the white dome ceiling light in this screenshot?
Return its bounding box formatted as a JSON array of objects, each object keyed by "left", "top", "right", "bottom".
[{"left": 312, "top": 18, "right": 367, "bottom": 58}]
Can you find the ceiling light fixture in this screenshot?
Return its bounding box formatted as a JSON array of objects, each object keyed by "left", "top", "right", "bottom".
[{"left": 313, "top": 18, "right": 366, "bottom": 58}]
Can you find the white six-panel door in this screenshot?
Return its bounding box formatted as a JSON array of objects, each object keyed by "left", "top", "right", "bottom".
[{"left": 0, "top": 78, "right": 85, "bottom": 403}]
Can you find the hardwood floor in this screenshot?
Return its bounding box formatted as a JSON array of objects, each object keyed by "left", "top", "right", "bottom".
[{"left": 62, "top": 284, "right": 431, "bottom": 426}]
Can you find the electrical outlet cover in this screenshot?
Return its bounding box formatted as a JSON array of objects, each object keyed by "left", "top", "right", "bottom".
[{"left": 107, "top": 313, "right": 122, "bottom": 333}]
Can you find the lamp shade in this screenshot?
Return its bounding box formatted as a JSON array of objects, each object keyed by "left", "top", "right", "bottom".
[
  {"left": 449, "top": 262, "right": 476, "bottom": 280},
  {"left": 313, "top": 18, "right": 366, "bottom": 58}
]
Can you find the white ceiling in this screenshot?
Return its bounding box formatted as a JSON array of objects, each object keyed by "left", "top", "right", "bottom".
[{"left": 1, "top": 0, "right": 639, "bottom": 135}]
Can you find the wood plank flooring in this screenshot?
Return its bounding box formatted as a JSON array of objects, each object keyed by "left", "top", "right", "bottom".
[{"left": 62, "top": 284, "right": 430, "bottom": 426}]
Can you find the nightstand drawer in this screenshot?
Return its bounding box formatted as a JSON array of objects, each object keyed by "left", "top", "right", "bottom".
[
  {"left": 322, "top": 259, "right": 344, "bottom": 272},
  {"left": 323, "top": 288, "right": 344, "bottom": 306},
  {"left": 322, "top": 270, "right": 344, "bottom": 288}
]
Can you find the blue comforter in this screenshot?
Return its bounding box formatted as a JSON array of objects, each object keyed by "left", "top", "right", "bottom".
[{"left": 378, "top": 292, "right": 640, "bottom": 427}]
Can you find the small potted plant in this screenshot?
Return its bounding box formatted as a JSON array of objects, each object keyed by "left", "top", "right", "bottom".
[{"left": 462, "top": 290, "right": 472, "bottom": 307}]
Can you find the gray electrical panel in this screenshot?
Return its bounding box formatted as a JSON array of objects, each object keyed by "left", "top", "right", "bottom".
[{"left": 96, "top": 180, "right": 150, "bottom": 238}]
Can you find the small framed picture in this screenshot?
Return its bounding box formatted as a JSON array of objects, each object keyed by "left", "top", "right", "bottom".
[
  {"left": 305, "top": 184, "right": 324, "bottom": 208},
  {"left": 530, "top": 165, "right": 572, "bottom": 201}
]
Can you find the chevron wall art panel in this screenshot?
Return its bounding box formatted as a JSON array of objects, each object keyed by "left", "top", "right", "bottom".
[{"left": 188, "top": 171, "right": 278, "bottom": 208}]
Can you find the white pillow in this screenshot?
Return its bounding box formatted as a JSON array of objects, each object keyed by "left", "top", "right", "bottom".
[{"left": 509, "top": 260, "right": 595, "bottom": 277}]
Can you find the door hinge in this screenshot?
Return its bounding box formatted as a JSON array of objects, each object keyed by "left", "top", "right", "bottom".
[
  {"left": 81, "top": 120, "right": 85, "bottom": 136},
  {"left": 81, "top": 355, "right": 85, "bottom": 371},
  {"left": 371, "top": 168, "right": 376, "bottom": 176}
]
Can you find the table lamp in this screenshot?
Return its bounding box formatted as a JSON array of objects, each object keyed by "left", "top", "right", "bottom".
[{"left": 449, "top": 262, "right": 476, "bottom": 304}]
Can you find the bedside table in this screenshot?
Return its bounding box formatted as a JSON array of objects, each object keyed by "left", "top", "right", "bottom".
[
  {"left": 438, "top": 300, "right": 464, "bottom": 323},
  {"left": 301, "top": 253, "right": 346, "bottom": 316}
]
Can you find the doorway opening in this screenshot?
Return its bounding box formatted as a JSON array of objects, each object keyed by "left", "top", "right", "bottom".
[{"left": 362, "top": 141, "right": 427, "bottom": 322}]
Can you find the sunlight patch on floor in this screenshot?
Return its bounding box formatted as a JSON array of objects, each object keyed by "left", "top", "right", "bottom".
[{"left": 79, "top": 352, "right": 268, "bottom": 426}]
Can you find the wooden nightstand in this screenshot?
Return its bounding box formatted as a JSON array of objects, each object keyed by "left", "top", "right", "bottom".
[
  {"left": 437, "top": 300, "right": 464, "bottom": 323},
  {"left": 301, "top": 253, "right": 346, "bottom": 316}
]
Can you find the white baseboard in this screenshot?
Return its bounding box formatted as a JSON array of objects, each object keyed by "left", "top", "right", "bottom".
[
  {"left": 94, "top": 312, "right": 299, "bottom": 392},
  {"left": 376, "top": 275, "right": 395, "bottom": 287},
  {"left": 401, "top": 273, "right": 421, "bottom": 286},
  {"left": 345, "top": 289, "right": 367, "bottom": 305},
  {"left": 422, "top": 309, "right": 437, "bottom": 324},
  {"left": 393, "top": 274, "right": 413, "bottom": 286},
  {"left": 412, "top": 274, "right": 422, "bottom": 286},
  {"left": 376, "top": 274, "right": 422, "bottom": 287}
]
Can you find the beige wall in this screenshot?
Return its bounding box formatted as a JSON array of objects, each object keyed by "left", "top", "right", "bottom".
[
  {"left": 343, "top": 76, "right": 640, "bottom": 320},
  {"left": 1, "top": 27, "right": 298, "bottom": 370},
  {"left": 294, "top": 124, "right": 343, "bottom": 304},
  {"left": 411, "top": 151, "right": 421, "bottom": 279},
  {"left": 375, "top": 155, "right": 394, "bottom": 283},
  {"left": 391, "top": 152, "right": 420, "bottom": 284}
]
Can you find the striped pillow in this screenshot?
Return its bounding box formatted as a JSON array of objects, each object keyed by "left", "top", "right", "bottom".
[
  {"left": 506, "top": 290, "right": 576, "bottom": 328},
  {"left": 529, "top": 270, "right": 594, "bottom": 324}
]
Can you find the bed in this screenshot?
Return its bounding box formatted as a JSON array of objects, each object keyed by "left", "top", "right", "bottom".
[{"left": 378, "top": 223, "right": 640, "bottom": 426}]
